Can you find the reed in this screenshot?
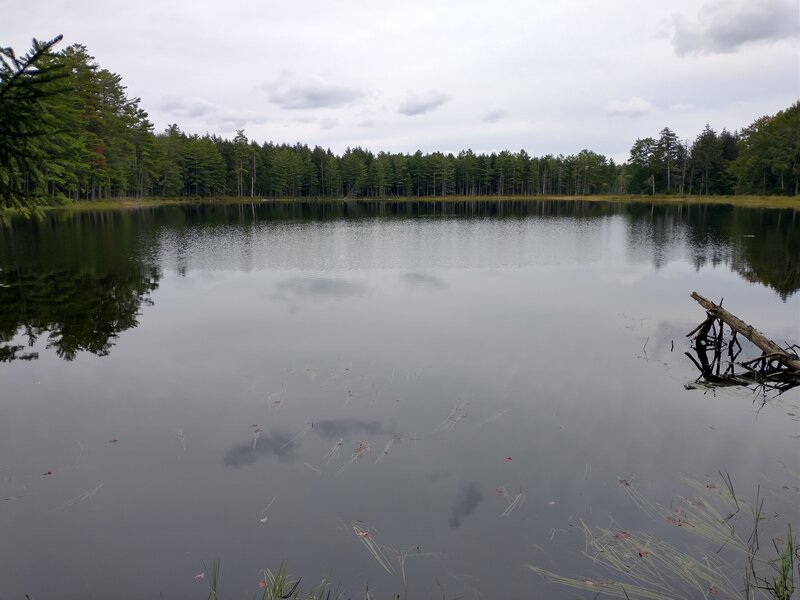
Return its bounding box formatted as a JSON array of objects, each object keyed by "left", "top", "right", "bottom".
[
  {"left": 202, "top": 559, "right": 220, "bottom": 600},
  {"left": 529, "top": 474, "right": 799, "bottom": 599}
]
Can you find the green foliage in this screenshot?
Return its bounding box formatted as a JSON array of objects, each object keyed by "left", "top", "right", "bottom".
[
  {"left": 0, "top": 35, "right": 68, "bottom": 214},
  {"left": 199, "top": 561, "right": 343, "bottom": 600},
  {"left": 1, "top": 36, "right": 798, "bottom": 215},
  {"left": 0, "top": 36, "right": 157, "bottom": 212},
  {"left": 731, "top": 102, "right": 800, "bottom": 195}
]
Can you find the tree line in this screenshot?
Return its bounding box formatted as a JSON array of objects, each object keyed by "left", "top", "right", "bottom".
[{"left": 1, "top": 36, "right": 798, "bottom": 213}]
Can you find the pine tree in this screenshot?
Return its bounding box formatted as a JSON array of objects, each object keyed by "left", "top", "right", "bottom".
[{"left": 0, "top": 35, "right": 67, "bottom": 214}]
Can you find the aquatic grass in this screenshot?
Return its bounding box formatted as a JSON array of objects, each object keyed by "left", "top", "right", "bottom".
[
  {"left": 281, "top": 422, "right": 312, "bottom": 450},
  {"left": 432, "top": 399, "right": 469, "bottom": 435},
  {"left": 353, "top": 523, "right": 396, "bottom": 575},
  {"left": 374, "top": 439, "right": 394, "bottom": 464},
  {"left": 201, "top": 561, "right": 342, "bottom": 600},
  {"left": 203, "top": 559, "right": 220, "bottom": 600},
  {"left": 391, "top": 546, "right": 441, "bottom": 593},
  {"left": 259, "top": 564, "right": 342, "bottom": 600},
  {"left": 334, "top": 443, "right": 371, "bottom": 476},
  {"left": 529, "top": 474, "right": 799, "bottom": 599},
  {"left": 499, "top": 490, "right": 526, "bottom": 518},
  {"left": 258, "top": 563, "right": 301, "bottom": 600},
  {"left": 31, "top": 194, "right": 800, "bottom": 215},
  {"left": 529, "top": 518, "right": 744, "bottom": 599},
  {"left": 324, "top": 438, "right": 343, "bottom": 466},
  {"left": 747, "top": 515, "right": 798, "bottom": 600}
]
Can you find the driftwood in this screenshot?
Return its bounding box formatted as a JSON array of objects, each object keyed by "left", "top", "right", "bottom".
[
  {"left": 686, "top": 292, "right": 800, "bottom": 396},
  {"left": 690, "top": 292, "right": 800, "bottom": 372}
]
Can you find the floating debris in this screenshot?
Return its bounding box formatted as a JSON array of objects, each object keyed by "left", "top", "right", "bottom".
[
  {"left": 177, "top": 428, "right": 186, "bottom": 452},
  {"left": 352, "top": 523, "right": 395, "bottom": 574},
  {"left": 686, "top": 292, "right": 800, "bottom": 397},
  {"left": 500, "top": 489, "right": 526, "bottom": 517},
  {"left": 252, "top": 426, "right": 263, "bottom": 449},
  {"left": 258, "top": 495, "right": 278, "bottom": 523},
  {"left": 325, "top": 438, "right": 344, "bottom": 465},
  {"left": 433, "top": 399, "right": 469, "bottom": 434},
  {"left": 280, "top": 422, "right": 312, "bottom": 450},
  {"left": 39, "top": 483, "right": 103, "bottom": 517},
  {"left": 374, "top": 439, "right": 395, "bottom": 464},
  {"left": 476, "top": 409, "right": 511, "bottom": 428},
  {"left": 334, "top": 443, "right": 372, "bottom": 476}
]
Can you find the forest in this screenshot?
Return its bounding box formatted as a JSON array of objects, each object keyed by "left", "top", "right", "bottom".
[{"left": 1, "top": 36, "right": 799, "bottom": 214}]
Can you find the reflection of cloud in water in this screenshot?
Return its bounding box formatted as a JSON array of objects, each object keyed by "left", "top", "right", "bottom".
[
  {"left": 596, "top": 265, "right": 651, "bottom": 286},
  {"left": 313, "top": 419, "right": 398, "bottom": 440},
  {"left": 400, "top": 272, "right": 446, "bottom": 290},
  {"left": 223, "top": 431, "right": 298, "bottom": 467},
  {"left": 427, "top": 470, "right": 451, "bottom": 484},
  {"left": 276, "top": 276, "right": 366, "bottom": 298},
  {"left": 449, "top": 482, "right": 483, "bottom": 528}
]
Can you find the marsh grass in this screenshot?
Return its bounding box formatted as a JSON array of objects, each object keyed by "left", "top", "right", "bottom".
[
  {"left": 353, "top": 523, "right": 396, "bottom": 575},
  {"left": 26, "top": 194, "right": 800, "bottom": 214},
  {"left": 529, "top": 474, "right": 799, "bottom": 599},
  {"left": 201, "top": 561, "right": 342, "bottom": 600},
  {"left": 203, "top": 559, "right": 220, "bottom": 600}
]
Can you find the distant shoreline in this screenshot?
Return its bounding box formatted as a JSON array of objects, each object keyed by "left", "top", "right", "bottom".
[{"left": 41, "top": 194, "right": 800, "bottom": 212}]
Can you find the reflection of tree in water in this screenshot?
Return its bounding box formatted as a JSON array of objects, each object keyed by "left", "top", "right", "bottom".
[
  {"left": 0, "top": 201, "right": 796, "bottom": 362},
  {"left": 730, "top": 223, "right": 800, "bottom": 301},
  {"left": 625, "top": 204, "right": 800, "bottom": 300},
  {"left": 0, "top": 211, "right": 161, "bottom": 361},
  {"left": 0, "top": 266, "right": 160, "bottom": 361},
  {"left": 182, "top": 201, "right": 800, "bottom": 300}
]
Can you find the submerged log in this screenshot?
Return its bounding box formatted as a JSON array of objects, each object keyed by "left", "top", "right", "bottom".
[{"left": 690, "top": 292, "right": 800, "bottom": 373}]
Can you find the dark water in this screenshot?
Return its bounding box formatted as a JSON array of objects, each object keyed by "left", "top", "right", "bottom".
[{"left": 1, "top": 200, "right": 798, "bottom": 600}]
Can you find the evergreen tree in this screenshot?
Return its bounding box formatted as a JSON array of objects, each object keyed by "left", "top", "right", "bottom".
[{"left": 0, "top": 35, "right": 67, "bottom": 213}]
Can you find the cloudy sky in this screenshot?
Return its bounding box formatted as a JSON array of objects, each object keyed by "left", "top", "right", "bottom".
[{"left": 3, "top": 0, "right": 798, "bottom": 161}]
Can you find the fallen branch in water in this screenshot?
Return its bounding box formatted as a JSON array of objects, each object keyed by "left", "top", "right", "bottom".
[{"left": 685, "top": 292, "right": 800, "bottom": 396}]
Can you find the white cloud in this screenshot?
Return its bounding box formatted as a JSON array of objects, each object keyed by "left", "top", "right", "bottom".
[
  {"left": 482, "top": 109, "right": 507, "bottom": 123},
  {"left": 159, "top": 96, "right": 216, "bottom": 118},
  {"left": 606, "top": 97, "right": 656, "bottom": 118},
  {"left": 319, "top": 117, "right": 337, "bottom": 130},
  {"left": 265, "top": 77, "right": 364, "bottom": 110},
  {"left": 1, "top": 0, "right": 796, "bottom": 157},
  {"left": 398, "top": 92, "right": 450, "bottom": 116},
  {"left": 157, "top": 95, "right": 267, "bottom": 130}
]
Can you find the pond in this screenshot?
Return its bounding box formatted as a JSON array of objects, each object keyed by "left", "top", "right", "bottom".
[{"left": 1, "top": 200, "right": 798, "bottom": 599}]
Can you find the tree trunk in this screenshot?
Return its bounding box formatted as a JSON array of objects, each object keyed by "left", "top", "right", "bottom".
[
  {"left": 690, "top": 292, "right": 800, "bottom": 372},
  {"left": 665, "top": 157, "right": 670, "bottom": 193}
]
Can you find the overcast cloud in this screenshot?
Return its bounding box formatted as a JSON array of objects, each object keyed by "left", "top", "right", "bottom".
[
  {"left": 2, "top": 0, "right": 797, "bottom": 162},
  {"left": 606, "top": 97, "right": 657, "bottom": 118},
  {"left": 671, "top": 0, "right": 798, "bottom": 55},
  {"left": 398, "top": 92, "right": 451, "bottom": 116},
  {"left": 265, "top": 76, "right": 365, "bottom": 109}
]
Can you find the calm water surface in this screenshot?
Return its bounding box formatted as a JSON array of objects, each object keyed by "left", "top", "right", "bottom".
[{"left": 1, "top": 201, "right": 798, "bottom": 599}]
